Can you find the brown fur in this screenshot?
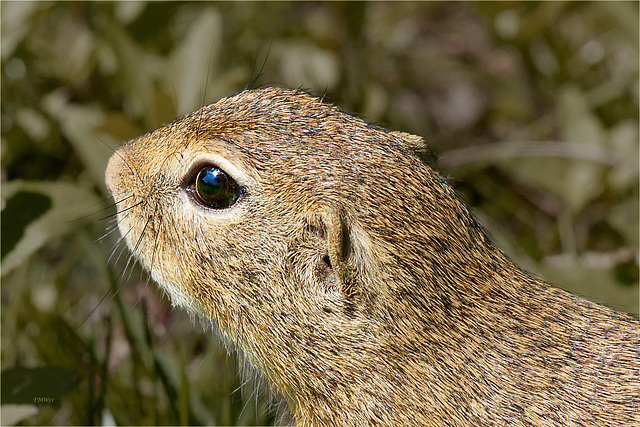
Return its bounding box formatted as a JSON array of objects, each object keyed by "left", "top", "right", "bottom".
[{"left": 105, "top": 88, "right": 639, "bottom": 426}]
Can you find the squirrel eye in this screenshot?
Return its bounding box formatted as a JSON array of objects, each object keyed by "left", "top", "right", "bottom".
[{"left": 193, "top": 166, "right": 240, "bottom": 209}]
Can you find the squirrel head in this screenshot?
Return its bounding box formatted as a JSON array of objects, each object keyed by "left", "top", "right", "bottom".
[{"left": 105, "top": 87, "right": 498, "bottom": 399}]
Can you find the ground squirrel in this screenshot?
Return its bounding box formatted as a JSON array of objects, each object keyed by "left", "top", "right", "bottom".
[{"left": 105, "top": 87, "right": 639, "bottom": 426}]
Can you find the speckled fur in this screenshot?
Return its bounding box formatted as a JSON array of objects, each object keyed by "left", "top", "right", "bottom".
[{"left": 106, "top": 88, "right": 639, "bottom": 426}]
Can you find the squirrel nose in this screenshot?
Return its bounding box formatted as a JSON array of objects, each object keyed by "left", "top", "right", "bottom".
[{"left": 105, "top": 149, "right": 125, "bottom": 197}]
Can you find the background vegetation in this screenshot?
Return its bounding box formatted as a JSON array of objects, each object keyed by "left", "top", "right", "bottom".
[{"left": 2, "top": 2, "right": 638, "bottom": 425}]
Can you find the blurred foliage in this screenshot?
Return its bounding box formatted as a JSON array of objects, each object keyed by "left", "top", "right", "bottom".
[{"left": 1, "top": 1, "right": 638, "bottom": 425}]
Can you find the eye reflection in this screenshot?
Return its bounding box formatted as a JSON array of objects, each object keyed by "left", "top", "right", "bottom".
[{"left": 193, "top": 166, "right": 240, "bottom": 209}]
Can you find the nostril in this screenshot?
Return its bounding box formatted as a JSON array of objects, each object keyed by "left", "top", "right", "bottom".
[{"left": 322, "top": 254, "right": 331, "bottom": 269}]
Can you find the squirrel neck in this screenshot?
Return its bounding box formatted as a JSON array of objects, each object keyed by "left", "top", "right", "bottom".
[{"left": 235, "top": 236, "right": 537, "bottom": 422}]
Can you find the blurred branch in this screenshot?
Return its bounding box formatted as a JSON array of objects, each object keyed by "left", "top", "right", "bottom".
[{"left": 438, "top": 140, "right": 639, "bottom": 173}]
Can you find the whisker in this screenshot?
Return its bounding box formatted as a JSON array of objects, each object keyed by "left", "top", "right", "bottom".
[
  {"left": 320, "top": 85, "right": 329, "bottom": 103},
  {"left": 95, "top": 134, "right": 118, "bottom": 154},
  {"left": 107, "top": 233, "right": 130, "bottom": 266},
  {"left": 239, "top": 382, "right": 258, "bottom": 421},
  {"left": 157, "top": 313, "right": 178, "bottom": 347},
  {"left": 196, "top": 39, "right": 216, "bottom": 139},
  {"left": 144, "top": 203, "right": 165, "bottom": 330},
  {"left": 147, "top": 218, "right": 162, "bottom": 287},
  {"left": 98, "top": 203, "right": 142, "bottom": 225},
  {"left": 98, "top": 196, "right": 141, "bottom": 222},
  {"left": 95, "top": 221, "right": 120, "bottom": 244},
  {"left": 99, "top": 132, "right": 148, "bottom": 190},
  {"left": 72, "top": 254, "right": 130, "bottom": 334},
  {"left": 123, "top": 249, "right": 141, "bottom": 286},
  {"left": 231, "top": 374, "right": 252, "bottom": 396},
  {"left": 108, "top": 145, "right": 146, "bottom": 189},
  {"left": 246, "top": 39, "right": 273, "bottom": 91},
  {"left": 65, "top": 196, "right": 116, "bottom": 224}
]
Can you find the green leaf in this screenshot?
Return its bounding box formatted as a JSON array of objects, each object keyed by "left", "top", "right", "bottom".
[
  {"left": 1, "top": 191, "right": 52, "bottom": 259},
  {"left": 539, "top": 255, "right": 639, "bottom": 315},
  {"left": 594, "top": 1, "right": 639, "bottom": 45},
  {"left": 0, "top": 404, "right": 39, "bottom": 425},
  {"left": 41, "top": 91, "right": 119, "bottom": 194},
  {"left": 1, "top": 181, "right": 101, "bottom": 276},
  {"left": 0, "top": 2, "right": 44, "bottom": 60},
  {"left": 607, "top": 120, "right": 639, "bottom": 192},
  {"left": 276, "top": 41, "right": 340, "bottom": 92},
  {"left": 167, "top": 7, "right": 223, "bottom": 115},
  {"left": 98, "top": 14, "right": 162, "bottom": 129}
]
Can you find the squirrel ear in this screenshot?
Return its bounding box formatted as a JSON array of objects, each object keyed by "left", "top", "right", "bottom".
[
  {"left": 391, "top": 131, "right": 439, "bottom": 171},
  {"left": 315, "top": 205, "right": 362, "bottom": 304}
]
